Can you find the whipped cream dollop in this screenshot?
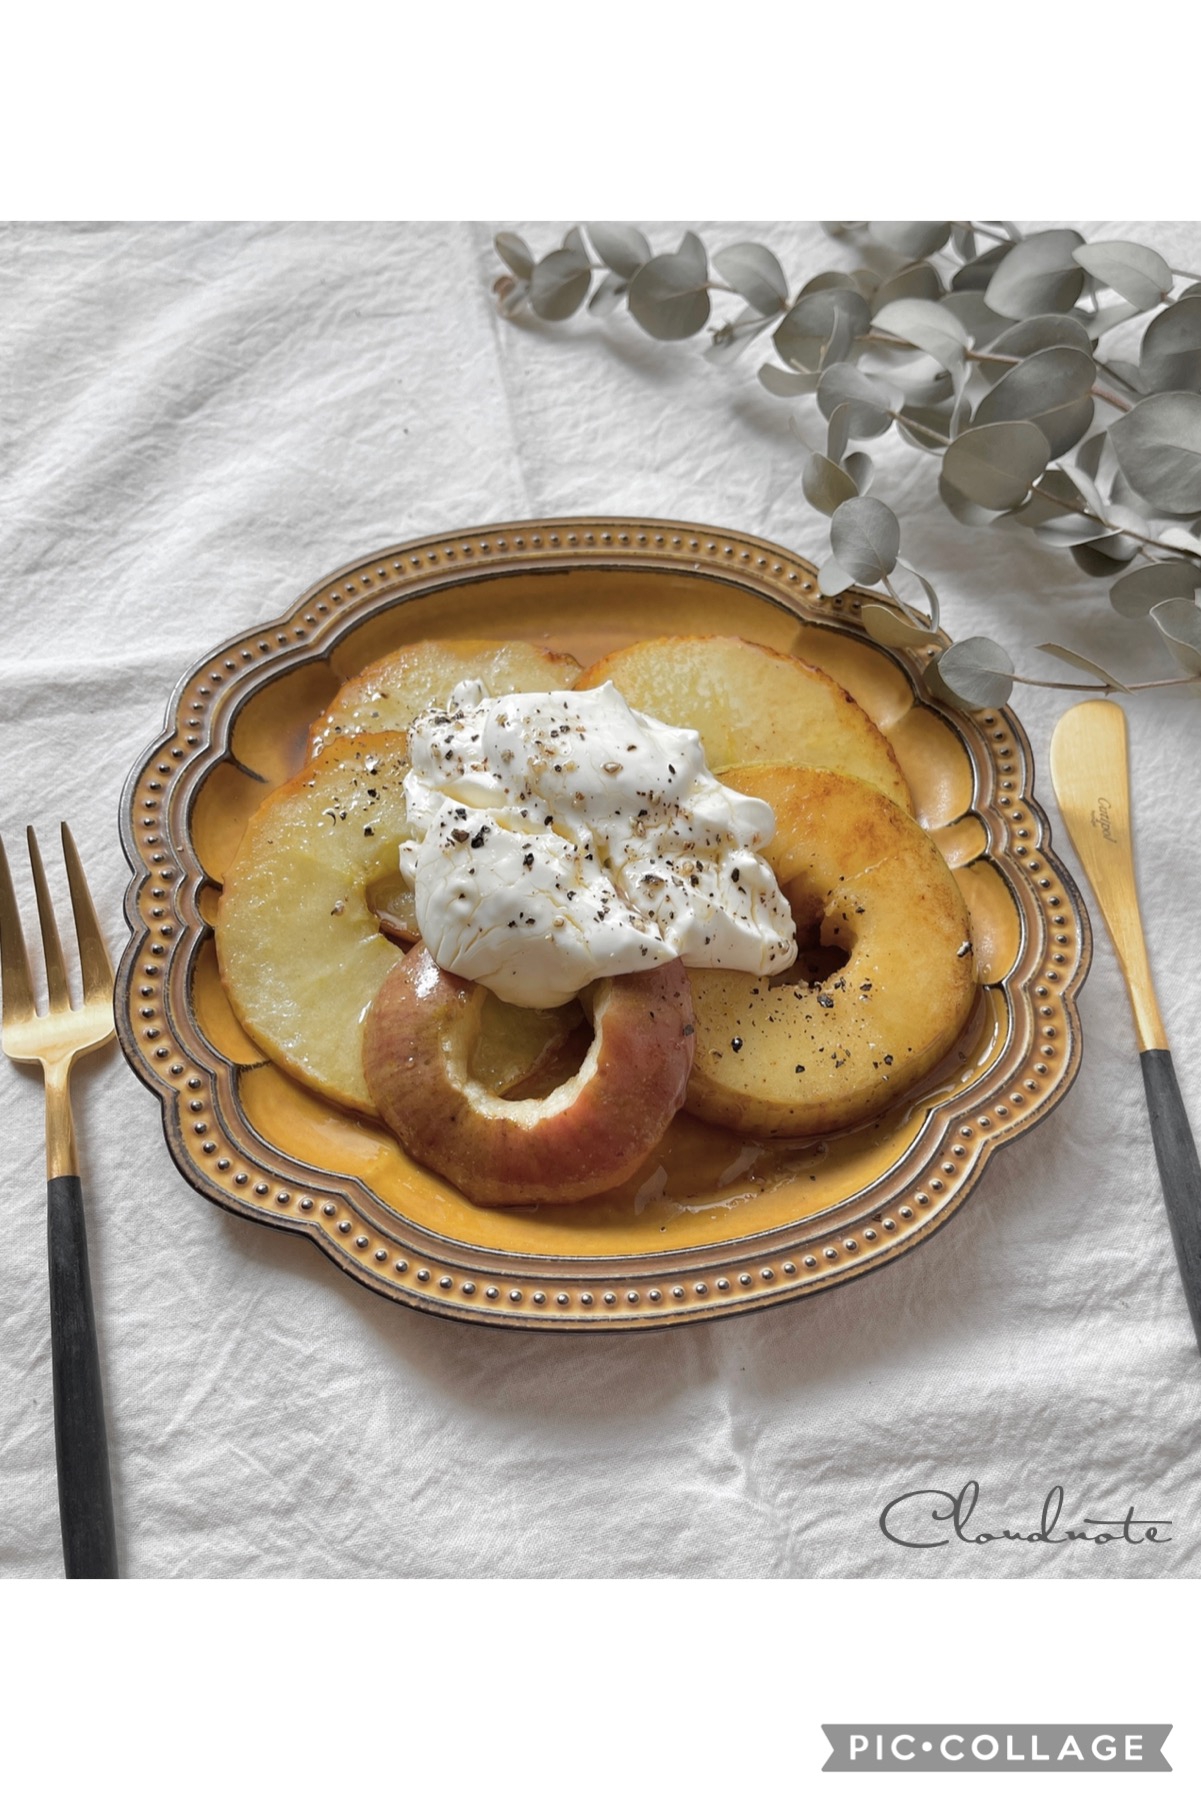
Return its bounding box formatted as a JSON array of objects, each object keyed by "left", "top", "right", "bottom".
[{"left": 397, "top": 679, "right": 796, "bottom": 1008}]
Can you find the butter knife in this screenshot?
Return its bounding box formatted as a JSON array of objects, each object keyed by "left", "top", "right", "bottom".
[{"left": 1050, "top": 698, "right": 1201, "bottom": 1351}]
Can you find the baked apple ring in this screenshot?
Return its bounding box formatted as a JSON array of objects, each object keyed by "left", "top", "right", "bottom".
[
  {"left": 684, "top": 765, "right": 977, "bottom": 1138},
  {"left": 218, "top": 732, "right": 415, "bottom": 1114},
  {"left": 363, "top": 948, "right": 696, "bottom": 1205},
  {"left": 308, "top": 638, "right": 582, "bottom": 758},
  {"left": 217, "top": 732, "right": 576, "bottom": 1114},
  {"left": 577, "top": 634, "right": 911, "bottom": 812}
]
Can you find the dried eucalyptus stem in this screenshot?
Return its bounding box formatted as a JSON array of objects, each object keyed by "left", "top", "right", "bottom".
[{"left": 490, "top": 222, "right": 1201, "bottom": 712}]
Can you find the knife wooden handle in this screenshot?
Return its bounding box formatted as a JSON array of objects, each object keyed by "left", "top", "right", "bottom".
[
  {"left": 1141, "top": 1051, "right": 1201, "bottom": 1354},
  {"left": 48, "top": 1175, "right": 118, "bottom": 1577}
]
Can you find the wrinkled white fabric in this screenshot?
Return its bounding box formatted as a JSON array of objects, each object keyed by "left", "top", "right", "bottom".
[{"left": 2, "top": 221, "right": 1199, "bottom": 1579}]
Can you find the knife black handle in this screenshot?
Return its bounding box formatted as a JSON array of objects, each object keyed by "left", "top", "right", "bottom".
[
  {"left": 47, "top": 1175, "right": 118, "bottom": 1577},
  {"left": 1141, "top": 1050, "right": 1201, "bottom": 1355}
]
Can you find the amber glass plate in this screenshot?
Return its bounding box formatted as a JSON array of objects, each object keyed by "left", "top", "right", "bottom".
[{"left": 117, "top": 519, "right": 1090, "bottom": 1329}]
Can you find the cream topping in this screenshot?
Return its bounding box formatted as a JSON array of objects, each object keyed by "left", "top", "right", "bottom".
[{"left": 398, "top": 680, "right": 796, "bottom": 1007}]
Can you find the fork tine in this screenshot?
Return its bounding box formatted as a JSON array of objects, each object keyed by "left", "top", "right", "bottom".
[
  {"left": 0, "top": 833, "right": 37, "bottom": 1024},
  {"left": 27, "top": 826, "right": 72, "bottom": 1011},
  {"left": 61, "top": 824, "right": 114, "bottom": 1001}
]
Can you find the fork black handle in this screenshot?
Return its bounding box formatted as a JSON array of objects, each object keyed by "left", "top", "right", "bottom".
[
  {"left": 1141, "top": 1051, "right": 1201, "bottom": 1355},
  {"left": 47, "top": 1175, "right": 118, "bottom": 1577}
]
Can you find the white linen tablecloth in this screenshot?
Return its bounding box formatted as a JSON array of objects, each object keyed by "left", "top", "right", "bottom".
[{"left": 2, "top": 221, "right": 1199, "bottom": 1579}]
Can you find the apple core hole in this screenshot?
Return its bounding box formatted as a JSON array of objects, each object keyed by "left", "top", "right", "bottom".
[
  {"left": 469, "top": 993, "right": 591, "bottom": 1101},
  {"left": 770, "top": 879, "right": 853, "bottom": 987},
  {"left": 500, "top": 1019, "right": 594, "bottom": 1101}
]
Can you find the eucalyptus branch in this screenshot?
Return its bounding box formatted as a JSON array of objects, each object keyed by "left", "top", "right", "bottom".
[
  {"left": 491, "top": 221, "right": 1201, "bottom": 710},
  {"left": 1020, "top": 479, "right": 1201, "bottom": 563},
  {"left": 868, "top": 332, "right": 1133, "bottom": 412},
  {"left": 1010, "top": 671, "right": 1201, "bottom": 694},
  {"left": 1093, "top": 356, "right": 1144, "bottom": 400}
]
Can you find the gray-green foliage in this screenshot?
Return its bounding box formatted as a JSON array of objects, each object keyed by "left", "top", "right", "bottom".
[{"left": 491, "top": 222, "right": 1201, "bottom": 710}]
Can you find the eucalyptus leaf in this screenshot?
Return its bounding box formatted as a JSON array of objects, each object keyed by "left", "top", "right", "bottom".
[
  {"left": 1035, "top": 643, "right": 1129, "bottom": 689},
  {"left": 985, "top": 229, "right": 1085, "bottom": 320},
  {"left": 871, "top": 261, "right": 944, "bottom": 313},
  {"left": 1030, "top": 517, "right": 1119, "bottom": 549},
  {"left": 1071, "top": 538, "right": 1140, "bottom": 576},
  {"left": 922, "top": 658, "right": 967, "bottom": 710},
  {"left": 1029, "top": 512, "right": 1118, "bottom": 548},
  {"left": 861, "top": 602, "right": 941, "bottom": 649},
  {"left": 713, "top": 242, "right": 788, "bottom": 315},
  {"left": 1109, "top": 391, "right": 1201, "bottom": 515},
  {"left": 896, "top": 561, "right": 940, "bottom": 628},
  {"left": 758, "top": 363, "right": 819, "bottom": 398},
  {"left": 1150, "top": 597, "right": 1201, "bottom": 673},
  {"left": 1107, "top": 502, "right": 1154, "bottom": 538},
  {"left": 818, "top": 554, "right": 855, "bottom": 596},
  {"left": 803, "top": 453, "right": 859, "bottom": 516},
  {"left": 869, "top": 222, "right": 951, "bottom": 259},
  {"left": 1065, "top": 456, "right": 1109, "bottom": 520},
  {"left": 873, "top": 296, "right": 968, "bottom": 374},
  {"left": 495, "top": 232, "right": 534, "bottom": 281},
  {"left": 892, "top": 362, "right": 954, "bottom": 409},
  {"left": 939, "top": 291, "right": 1009, "bottom": 347},
  {"left": 820, "top": 222, "right": 864, "bottom": 240},
  {"left": 1109, "top": 559, "right": 1200, "bottom": 618},
  {"left": 1074, "top": 432, "right": 1108, "bottom": 481},
  {"left": 493, "top": 273, "right": 530, "bottom": 318},
  {"left": 1009, "top": 468, "right": 1095, "bottom": 531},
  {"left": 937, "top": 472, "right": 1004, "bottom": 527},
  {"left": 1107, "top": 466, "right": 1145, "bottom": 511},
  {"left": 1073, "top": 241, "right": 1171, "bottom": 310},
  {"left": 981, "top": 313, "right": 1094, "bottom": 384},
  {"left": 1180, "top": 282, "right": 1201, "bottom": 301},
  {"left": 973, "top": 345, "right": 1096, "bottom": 457},
  {"left": 830, "top": 496, "right": 901, "bottom": 583},
  {"left": 529, "top": 247, "right": 592, "bottom": 321},
  {"left": 680, "top": 230, "right": 710, "bottom": 279},
  {"left": 942, "top": 420, "right": 1051, "bottom": 509},
  {"left": 1159, "top": 524, "right": 1201, "bottom": 555},
  {"left": 1081, "top": 300, "right": 1143, "bottom": 339},
  {"left": 589, "top": 270, "right": 627, "bottom": 317},
  {"left": 586, "top": 223, "right": 651, "bottom": 279},
  {"left": 849, "top": 267, "right": 883, "bottom": 301},
  {"left": 1139, "top": 297, "right": 1201, "bottom": 393},
  {"left": 800, "top": 270, "right": 860, "bottom": 296},
  {"left": 936, "top": 636, "right": 1015, "bottom": 707},
  {"left": 843, "top": 450, "right": 873, "bottom": 494},
  {"left": 822, "top": 308, "right": 857, "bottom": 370},
  {"left": 825, "top": 403, "right": 853, "bottom": 465},
  {"left": 774, "top": 289, "right": 869, "bottom": 372},
  {"left": 952, "top": 243, "right": 1012, "bottom": 292},
  {"left": 627, "top": 234, "right": 711, "bottom": 340},
  {"left": 816, "top": 363, "right": 897, "bottom": 438}
]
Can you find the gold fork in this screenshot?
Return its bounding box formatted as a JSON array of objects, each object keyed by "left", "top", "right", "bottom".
[{"left": 0, "top": 825, "right": 118, "bottom": 1577}]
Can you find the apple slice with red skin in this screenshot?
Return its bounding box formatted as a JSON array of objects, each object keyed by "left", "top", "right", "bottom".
[{"left": 363, "top": 947, "right": 696, "bottom": 1206}]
